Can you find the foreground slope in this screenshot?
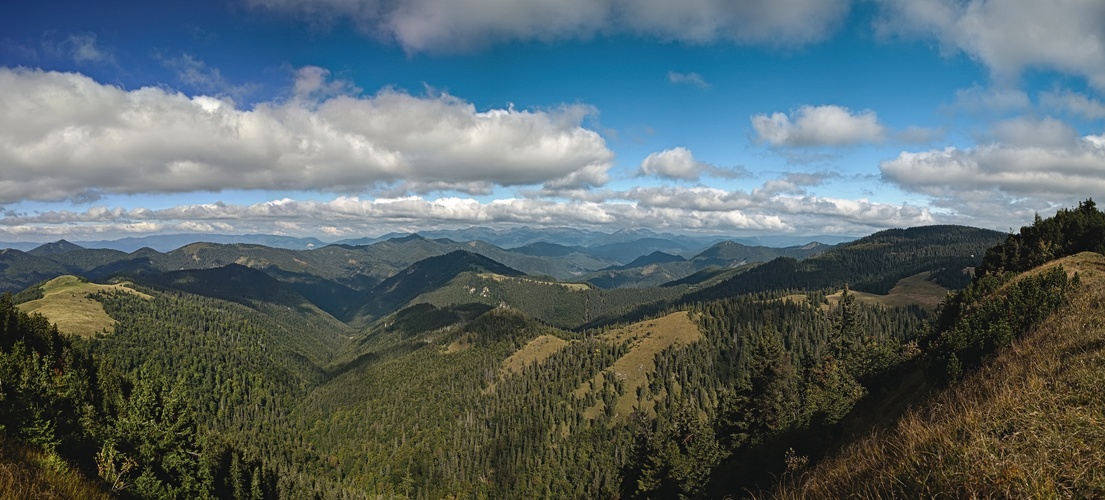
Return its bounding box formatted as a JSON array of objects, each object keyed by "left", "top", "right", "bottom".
[{"left": 779, "top": 252, "right": 1105, "bottom": 498}]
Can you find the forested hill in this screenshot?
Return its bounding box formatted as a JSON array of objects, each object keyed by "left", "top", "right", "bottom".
[
  {"left": 352, "top": 250, "right": 524, "bottom": 323},
  {"left": 8, "top": 214, "right": 1095, "bottom": 498},
  {"left": 687, "top": 225, "right": 1003, "bottom": 302}
]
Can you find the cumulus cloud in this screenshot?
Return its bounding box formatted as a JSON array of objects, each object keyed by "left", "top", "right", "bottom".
[
  {"left": 877, "top": 0, "right": 1105, "bottom": 89},
  {"left": 668, "top": 71, "right": 710, "bottom": 89},
  {"left": 638, "top": 147, "right": 745, "bottom": 181},
  {"left": 880, "top": 132, "right": 1105, "bottom": 221},
  {"left": 752, "top": 105, "right": 886, "bottom": 147},
  {"left": 246, "top": 0, "right": 851, "bottom": 53},
  {"left": 0, "top": 67, "right": 613, "bottom": 203}
]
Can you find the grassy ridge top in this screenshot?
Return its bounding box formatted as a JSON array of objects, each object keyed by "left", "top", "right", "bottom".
[
  {"left": 16, "top": 275, "right": 149, "bottom": 337},
  {"left": 778, "top": 252, "right": 1105, "bottom": 498},
  {"left": 577, "top": 311, "right": 702, "bottom": 423}
]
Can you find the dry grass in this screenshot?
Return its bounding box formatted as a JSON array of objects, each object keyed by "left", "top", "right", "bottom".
[
  {"left": 500, "top": 334, "right": 571, "bottom": 376},
  {"left": 576, "top": 311, "right": 703, "bottom": 422},
  {"left": 821, "top": 272, "right": 950, "bottom": 311},
  {"left": 781, "top": 273, "right": 949, "bottom": 312},
  {"left": 775, "top": 252, "right": 1105, "bottom": 499},
  {"left": 477, "top": 273, "right": 591, "bottom": 291},
  {"left": 0, "top": 439, "right": 110, "bottom": 500},
  {"left": 16, "top": 275, "right": 151, "bottom": 337}
]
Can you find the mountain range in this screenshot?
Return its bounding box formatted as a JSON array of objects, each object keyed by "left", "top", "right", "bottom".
[
  {"left": 0, "top": 226, "right": 859, "bottom": 253},
  {"left": 11, "top": 213, "right": 1085, "bottom": 498}
]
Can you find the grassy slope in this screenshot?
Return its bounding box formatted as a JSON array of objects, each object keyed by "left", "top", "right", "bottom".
[
  {"left": 783, "top": 271, "right": 951, "bottom": 311},
  {"left": 16, "top": 275, "right": 150, "bottom": 337},
  {"left": 575, "top": 311, "right": 702, "bottom": 423},
  {"left": 0, "top": 438, "right": 110, "bottom": 500},
  {"left": 499, "top": 334, "right": 572, "bottom": 376},
  {"left": 488, "top": 311, "right": 702, "bottom": 420},
  {"left": 413, "top": 270, "right": 687, "bottom": 330},
  {"left": 777, "top": 252, "right": 1105, "bottom": 498}
]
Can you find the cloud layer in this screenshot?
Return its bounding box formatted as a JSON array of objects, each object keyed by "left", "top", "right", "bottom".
[
  {"left": 0, "top": 181, "right": 937, "bottom": 240},
  {"left": 0, "top": 67, "right": 613, "bottom": 203}
]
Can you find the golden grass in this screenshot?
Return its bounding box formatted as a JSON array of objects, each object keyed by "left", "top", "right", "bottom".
[
  {"left": 477, "top": 273, "right": 591, "bottom": 291},
  {"left": 821, "top": 271, "right": 950, "bottom": 311},
  {"left": 16, "top": 275, "right": 151, "bottom": 337},
  {"left": 775, "top": 252, "right": 1105, "bottom": 499},
  {"left": 0, "top": 439, "right": 111, "bottom": 500},
  {"left": 576, "top": 311, "right": 703, "bottom": 422},
  {"left": 500, "top": 334, "right": 571, "bottom": 376}
]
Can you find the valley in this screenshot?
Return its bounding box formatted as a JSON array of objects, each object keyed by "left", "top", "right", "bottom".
[{"left": 4, "top": 205, "right": 1105, "bottom": 498}]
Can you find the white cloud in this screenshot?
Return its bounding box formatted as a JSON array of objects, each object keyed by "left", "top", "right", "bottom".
[
  {"left": 1039, "top": 88, "right": 1105, "bottom": 120},
  {"left": 751, "top": 105, "right": 886, "bottom": 147},
  {"left": 638, "top": 147, "right": 744, "bottom": 181},
  {"left": 0, "top": 67, "right": 613, "bottom": 203},
  {"left": 880, "top": 133, "right": 1105, "bottom": 221},
  {"left": 877, "top": 0, "right": 1105, "bottom": 90},
  {"left": 668, "top": 71, "right": 710, "bottom": 89},
  {"left": 246, "top": 0, "right": 851, "bottom": 53}
]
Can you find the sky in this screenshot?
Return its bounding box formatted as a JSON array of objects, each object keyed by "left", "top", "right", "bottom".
[{"left": 1, "top": 0, "right": 1104, "bottom": 243}]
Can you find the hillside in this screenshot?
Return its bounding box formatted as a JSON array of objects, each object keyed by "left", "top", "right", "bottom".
[
  {"left": 0, "top": 437, "right": 111, "bottom": 500},
  {"left": 776, "top": 252, "right": 1105, "bottom": 498},
  {"left": 0, "top": 249, "right": 69, "bottom": 292},
  {"left": 582, "top": 240, "right": 830, "bottom": 289},
  {"left": 410, "top": 270, "right": 686, "bottom": 329},
  {"left": 15, "top": 275, "right": 150, "bottom": 337},
  {"left": 353, "top": 250, "right": 524, "bottom": 323},
  {"left": 686, "top": 225, "right": 1002, "bottom": 303}
]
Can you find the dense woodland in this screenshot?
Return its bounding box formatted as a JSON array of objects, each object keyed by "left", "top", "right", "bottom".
[{"left": 0, "top": 205, "right": 1100, "bottom": 498}]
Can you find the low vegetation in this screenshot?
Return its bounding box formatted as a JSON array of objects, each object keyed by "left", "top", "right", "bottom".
[
  {"left": 15, "top": 275, "right": 149, "bottom": 337},
  {"left": 778, "top": 253, "right": 1105, "bottom": 498},
  {"left": 0, "top": 437, "right": 110, "bottom": 500}
]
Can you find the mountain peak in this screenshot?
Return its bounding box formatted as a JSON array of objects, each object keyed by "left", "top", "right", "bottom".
[{"left": 28, "top": 239, "right": 85, "bottom": 256}]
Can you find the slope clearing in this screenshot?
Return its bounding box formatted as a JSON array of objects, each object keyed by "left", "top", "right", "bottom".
[
  {"left": 778, "top": 252, "right": 1105, "bottom": 498},
  {"left": 781, "top": 271, "right": 950, "bottom": 311},
  {"left": 16, "top": 275, "right": 150, "bottom": 337},
  {"left": 499, "top": 334, "right": 572, "bottom": 376},
  {"left": 576, "top": 311, "right": 702, "bottom": 422}
]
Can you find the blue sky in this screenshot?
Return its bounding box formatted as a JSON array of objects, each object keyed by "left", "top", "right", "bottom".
[{"left": 2, "top": 0, "right": 1104, "bottom": 242}]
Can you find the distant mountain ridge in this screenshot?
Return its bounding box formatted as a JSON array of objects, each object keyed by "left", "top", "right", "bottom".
[
  {"left": 0, "top": 225, "right": 996, "bottom": 333},
  {"left": 583, "top": 239, "right": 832, "bottom": 288},
  {"left": 353, "top": 250, "right": 524, "bottom": 324},
  {"left": 1, "top": 227, "right": 859, "bottom": 254}
]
